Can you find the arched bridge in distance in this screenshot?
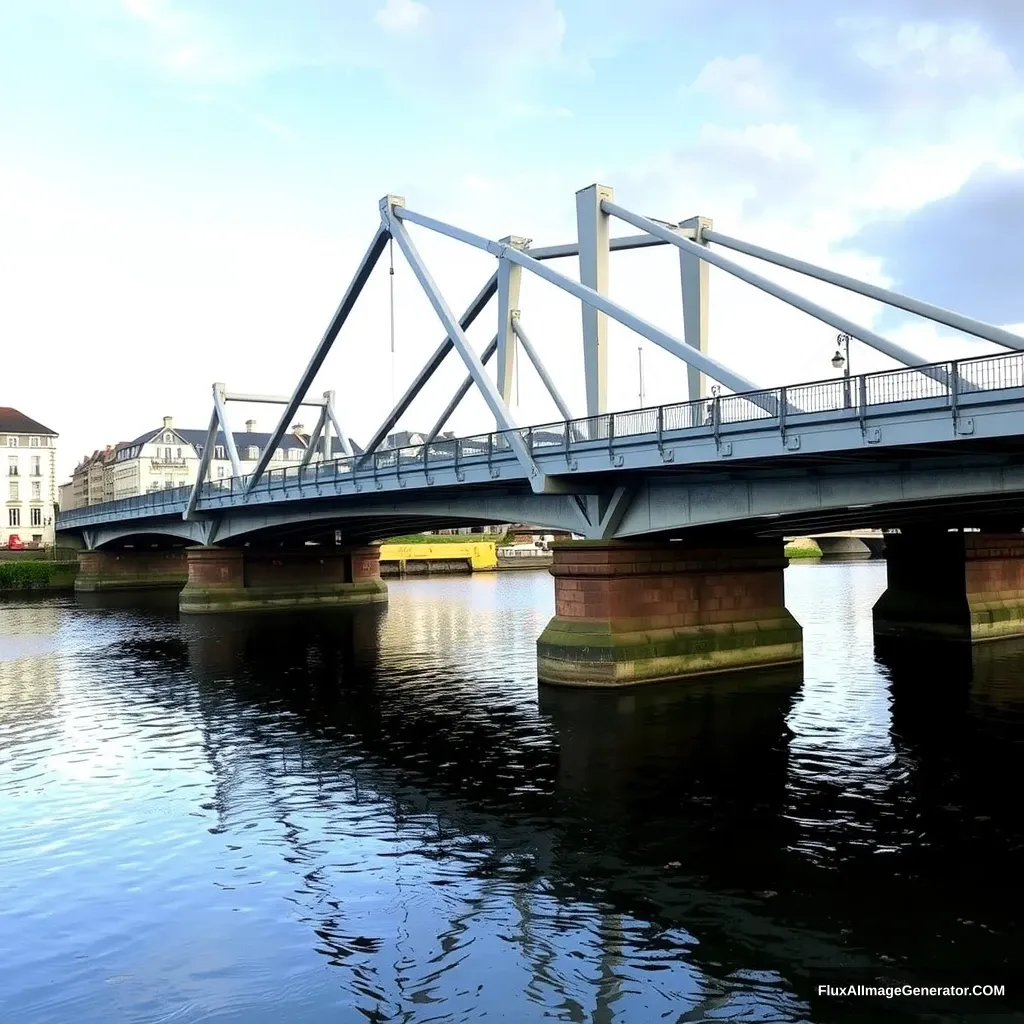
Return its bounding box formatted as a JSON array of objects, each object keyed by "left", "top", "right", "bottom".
[{"left": 58, "top": 185, "right": 1024, "bottom": 686}]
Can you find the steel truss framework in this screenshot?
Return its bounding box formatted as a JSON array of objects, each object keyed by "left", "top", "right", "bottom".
[{"left": 175, "top": 184, "right": 1024, "bottom": 520}]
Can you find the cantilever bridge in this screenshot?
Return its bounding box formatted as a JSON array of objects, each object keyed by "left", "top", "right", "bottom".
[{"left": 57, "top": 185, "right": 1024, "bottom": 685}]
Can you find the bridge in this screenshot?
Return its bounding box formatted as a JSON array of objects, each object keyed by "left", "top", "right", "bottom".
[{"left": 57, "top": 185, "right": 1024, "bottom": 686}]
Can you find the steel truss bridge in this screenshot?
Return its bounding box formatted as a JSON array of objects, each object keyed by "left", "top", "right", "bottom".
[{"left": 57, "top": 185, "right": 1024, "bottom": 550}]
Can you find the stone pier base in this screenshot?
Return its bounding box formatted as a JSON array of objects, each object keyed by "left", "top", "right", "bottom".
[
  {"left": 537, "top": 538, "right": 802, "bottom": 688},
  {"left": 75, "top": 549, "right": 189, "bottom": 592},
  {"left": 874, "top": 531, "right": 1024, "bottom": 643},
  {"left": 178, "top": 545, "right": 388, "bottom": 614}
]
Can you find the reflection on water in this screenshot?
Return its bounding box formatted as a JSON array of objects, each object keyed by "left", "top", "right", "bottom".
[{"left": 0, "top": 565, "right": 1021, "bottom": 1022}]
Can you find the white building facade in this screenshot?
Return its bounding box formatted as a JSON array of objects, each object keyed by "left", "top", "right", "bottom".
[
  {"left": 1, "top": 408, "right": 59, "bottom": 548},
  {"left": 109, "top": 416, "right": 316, "bottom": 499}
]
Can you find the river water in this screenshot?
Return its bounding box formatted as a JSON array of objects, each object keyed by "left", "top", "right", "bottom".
[{"left": 1, "top": 563, "right": 1021, "bottom": 1023}]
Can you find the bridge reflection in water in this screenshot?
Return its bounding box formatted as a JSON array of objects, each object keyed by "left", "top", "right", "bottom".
[
  {"left": 155, "top": 568, "right": 1020, "bottom": 1020},
  {"left": 5, "top": 567, "right": 1023, "bottom": 1021}
]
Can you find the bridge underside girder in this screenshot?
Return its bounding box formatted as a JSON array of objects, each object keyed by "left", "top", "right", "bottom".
[{"left": 71, "top": 447, "right": 1024, "bottom": 552}]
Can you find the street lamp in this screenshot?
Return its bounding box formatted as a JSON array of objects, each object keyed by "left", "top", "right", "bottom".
[{"left": 832, "top": 332, "right": 851, "bottom": 408}]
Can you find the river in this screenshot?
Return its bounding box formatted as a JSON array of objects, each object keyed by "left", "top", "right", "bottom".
[{"left": 1, "top": 563, "right": 1021, "bottom": 1023}]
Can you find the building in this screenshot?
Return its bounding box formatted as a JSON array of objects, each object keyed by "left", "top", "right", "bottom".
[
  {"left": 70, "top": 445, "right": 119, "bottom": 510},
  {"left": 67, "top": 416, "right": 364, "bottom": 505},
  {"left": 1, "top": 408, "right": 59, "bottom": 548}
]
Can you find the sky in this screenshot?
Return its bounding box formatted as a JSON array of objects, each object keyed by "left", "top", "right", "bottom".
[{"left": 2, "top": 0, "right": 1023, "bottom": 482}]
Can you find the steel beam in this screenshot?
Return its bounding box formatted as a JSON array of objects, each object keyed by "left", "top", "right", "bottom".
[
  {"left": 426, "top": 335, "right": 498, "bottom": 445},
  {"left": 223, "top": 393, "right": 328, "bottom": 406},
  {"left": 212, "top": 383, "right": 242, "bottom": 479},
  {"left": 525, "top": 231, "right": 697, "bottom": 261},
  {"left": 300, "top": 402, "right": 329, "bottom": 468},
  {"left": 358, "top": 273, "right": 498, "bottom": 464},
  {"left": 511, "top": 319, "right": 574, "bottom": 422},
  {"left": 382, "top": 196, "right": 543, "bottom": 490},
  {"left": 496, "top": 237, "right": 526, "bottom": 407},
  {"left": 245, "top": 224, "right": 389, "bottom": 494},
  {"left": 392, "top": 205, "right": 759, "bottom": 394},
  {"left": 325, "top": 390, "right": 352, "bottom": 459},
  {"left": 184, "top": 409, "right": 219, "bottom": 520},
  {"left": 702, "top": 229, "right": 1024, "bottom": 353},
  {"left": 601, "top": 200, "right": 933, "bottom": 373},
  {"left": 678, "top": 217, "right": 712, "bottom": 402},
  {"left": 576, "top": 184, "right": 612, "bottom": 416},
  {"left": 321, "top": 391, "right": 333, "bottom": 465}
]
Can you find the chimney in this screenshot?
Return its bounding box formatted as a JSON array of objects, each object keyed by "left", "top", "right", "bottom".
[
  {"left": 162, "top": 416, "right": 173, "bottom": 429},
  {"left": 291, "top": 422, "right": 305, "bottom": 435},
  {"left": 245, "top": 419, "right": 256, "bottom": 433}
]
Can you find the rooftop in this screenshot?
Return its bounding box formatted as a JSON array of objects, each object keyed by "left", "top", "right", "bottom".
[{"left": 0, "top": 407, "right": 58, "bottom": 436}]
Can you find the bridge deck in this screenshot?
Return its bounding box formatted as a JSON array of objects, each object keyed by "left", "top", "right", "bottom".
[{"left": 58, "top": 351, "right": 1024, "bottom": 535}]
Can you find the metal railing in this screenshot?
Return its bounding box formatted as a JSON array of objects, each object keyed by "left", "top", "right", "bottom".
[{"left": 57, "top": 349, "right": 1024, "bottom": 528}]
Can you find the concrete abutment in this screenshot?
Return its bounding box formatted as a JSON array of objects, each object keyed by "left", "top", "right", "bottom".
[
  {"left": 77, "top": 544, "right": 388, "bottom": 613},
  {"left": 537, "top": 538, "right": 803, "bottom": 688},
  {"left": 873, "top": 531, "right": 1024, "bottom": 643}
]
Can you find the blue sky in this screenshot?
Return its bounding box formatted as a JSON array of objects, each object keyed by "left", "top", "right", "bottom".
[{"left": 2, "top": 0, "right": 1023, "bottom": 479}]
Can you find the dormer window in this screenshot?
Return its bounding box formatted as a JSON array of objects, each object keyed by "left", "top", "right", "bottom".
[
  {"left": 215, "top": 445, "right": 225, "bottom": 460},
  {"left": 247, "top": 446, "right": 259, "bottom": 460},
  {"left": 164, "top": 432, "right": 173, "bottom": 443}
]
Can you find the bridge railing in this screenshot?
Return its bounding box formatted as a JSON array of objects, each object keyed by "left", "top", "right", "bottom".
[
  {"left": 57, "top": 349, "right": 1024, "bottom": 528},
  {"left": 959, "top": 351, "right": 1024, "bottom": 391}
]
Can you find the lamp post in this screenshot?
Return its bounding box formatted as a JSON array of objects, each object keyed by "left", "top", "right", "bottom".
[{"left": 832, "top": 332, "right": 851, "bottom": 409}]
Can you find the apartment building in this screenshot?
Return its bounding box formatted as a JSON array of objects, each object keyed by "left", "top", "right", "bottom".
[{"left": 1, "top": 407, "right": 59, "bottom": 547}]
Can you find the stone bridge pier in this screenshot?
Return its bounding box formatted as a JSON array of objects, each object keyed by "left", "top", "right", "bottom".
[
  {"left": 77, "top": 544, "right": 387, "bottom": 614},
  {"left": 874, "top": 530, "right": 1024, "bottom": 643},
  {"left": 537, "top": 537, "right": 803, "bottom": 687}
]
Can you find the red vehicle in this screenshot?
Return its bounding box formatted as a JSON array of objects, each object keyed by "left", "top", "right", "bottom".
[{"left": 6, "top": 534, "right": 24, "bottom": 550}]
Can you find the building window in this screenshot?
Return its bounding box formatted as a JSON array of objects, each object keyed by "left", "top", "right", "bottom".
[
  {"left": 178, "top": 479, "right": 186, "bottom": 488},
  {"left": 8, "top": 508, "right": 19, "bottom": 527},
  {"left": 30, "top": 437, "right": 39, "bottom": 447},
  {"left": 176, "top": 447, "right": 182, "bottom": 459},
  {"left": 7, "top": 456, "right": 17, "bottom": 476},
  {"left": 215, "top": 445, "right": 225, "bottom": 460},
  {"left": 164, "top": 432, "right": 173, "bottom": 443},
  {"left": 31, "top": 481, "right": 40, "bottom": 500},
  {"left": 247, "top": 446, "right": 259, "bottom": 460},
  {"left": 30, "top": 455, "right": 41, "bottom": 476},
  {"left": 7, "top": 437, "right": 17, "bottom": 447},
  {"left": 8, "top": 480, "right": 18, "bottom": 501},
  {"left": 217, "top": 466, "right": 225, "bottom": 478},
  {"left": 164, "top": 447, "right": 171, "bottom": 460},
  {"left": 30, "top": 507, "right": 41, "bottom": 527}
]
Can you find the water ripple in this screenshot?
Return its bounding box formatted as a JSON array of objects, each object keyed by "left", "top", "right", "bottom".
[{"left": 1, "top": 569, "right": 1022, "bottom": 1021}]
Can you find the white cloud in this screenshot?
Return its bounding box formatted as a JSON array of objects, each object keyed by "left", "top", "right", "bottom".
[
  {"left": 849, "top": 18, "right": 1013, "bottom": 84},
  {"left": 374, "top": 0, "right": 428, "bottom": 33},
  {"left": 690, "top": 54, "right": 777, "bottom": 113}
]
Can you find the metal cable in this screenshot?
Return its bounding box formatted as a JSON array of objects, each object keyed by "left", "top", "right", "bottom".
[{"left": 389, "top": 236, "right": 396, "bottom": 407}]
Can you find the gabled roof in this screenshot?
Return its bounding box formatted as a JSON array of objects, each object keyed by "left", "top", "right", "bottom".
[
  {"left": 122, "top": 425, "right": 365, "bottom": 457},
  {"left": 0, "top": 407, "right": 57, "bottom": 436},
  {"left": 126, "top": 426, "right": 308, "bottom": 451}
]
